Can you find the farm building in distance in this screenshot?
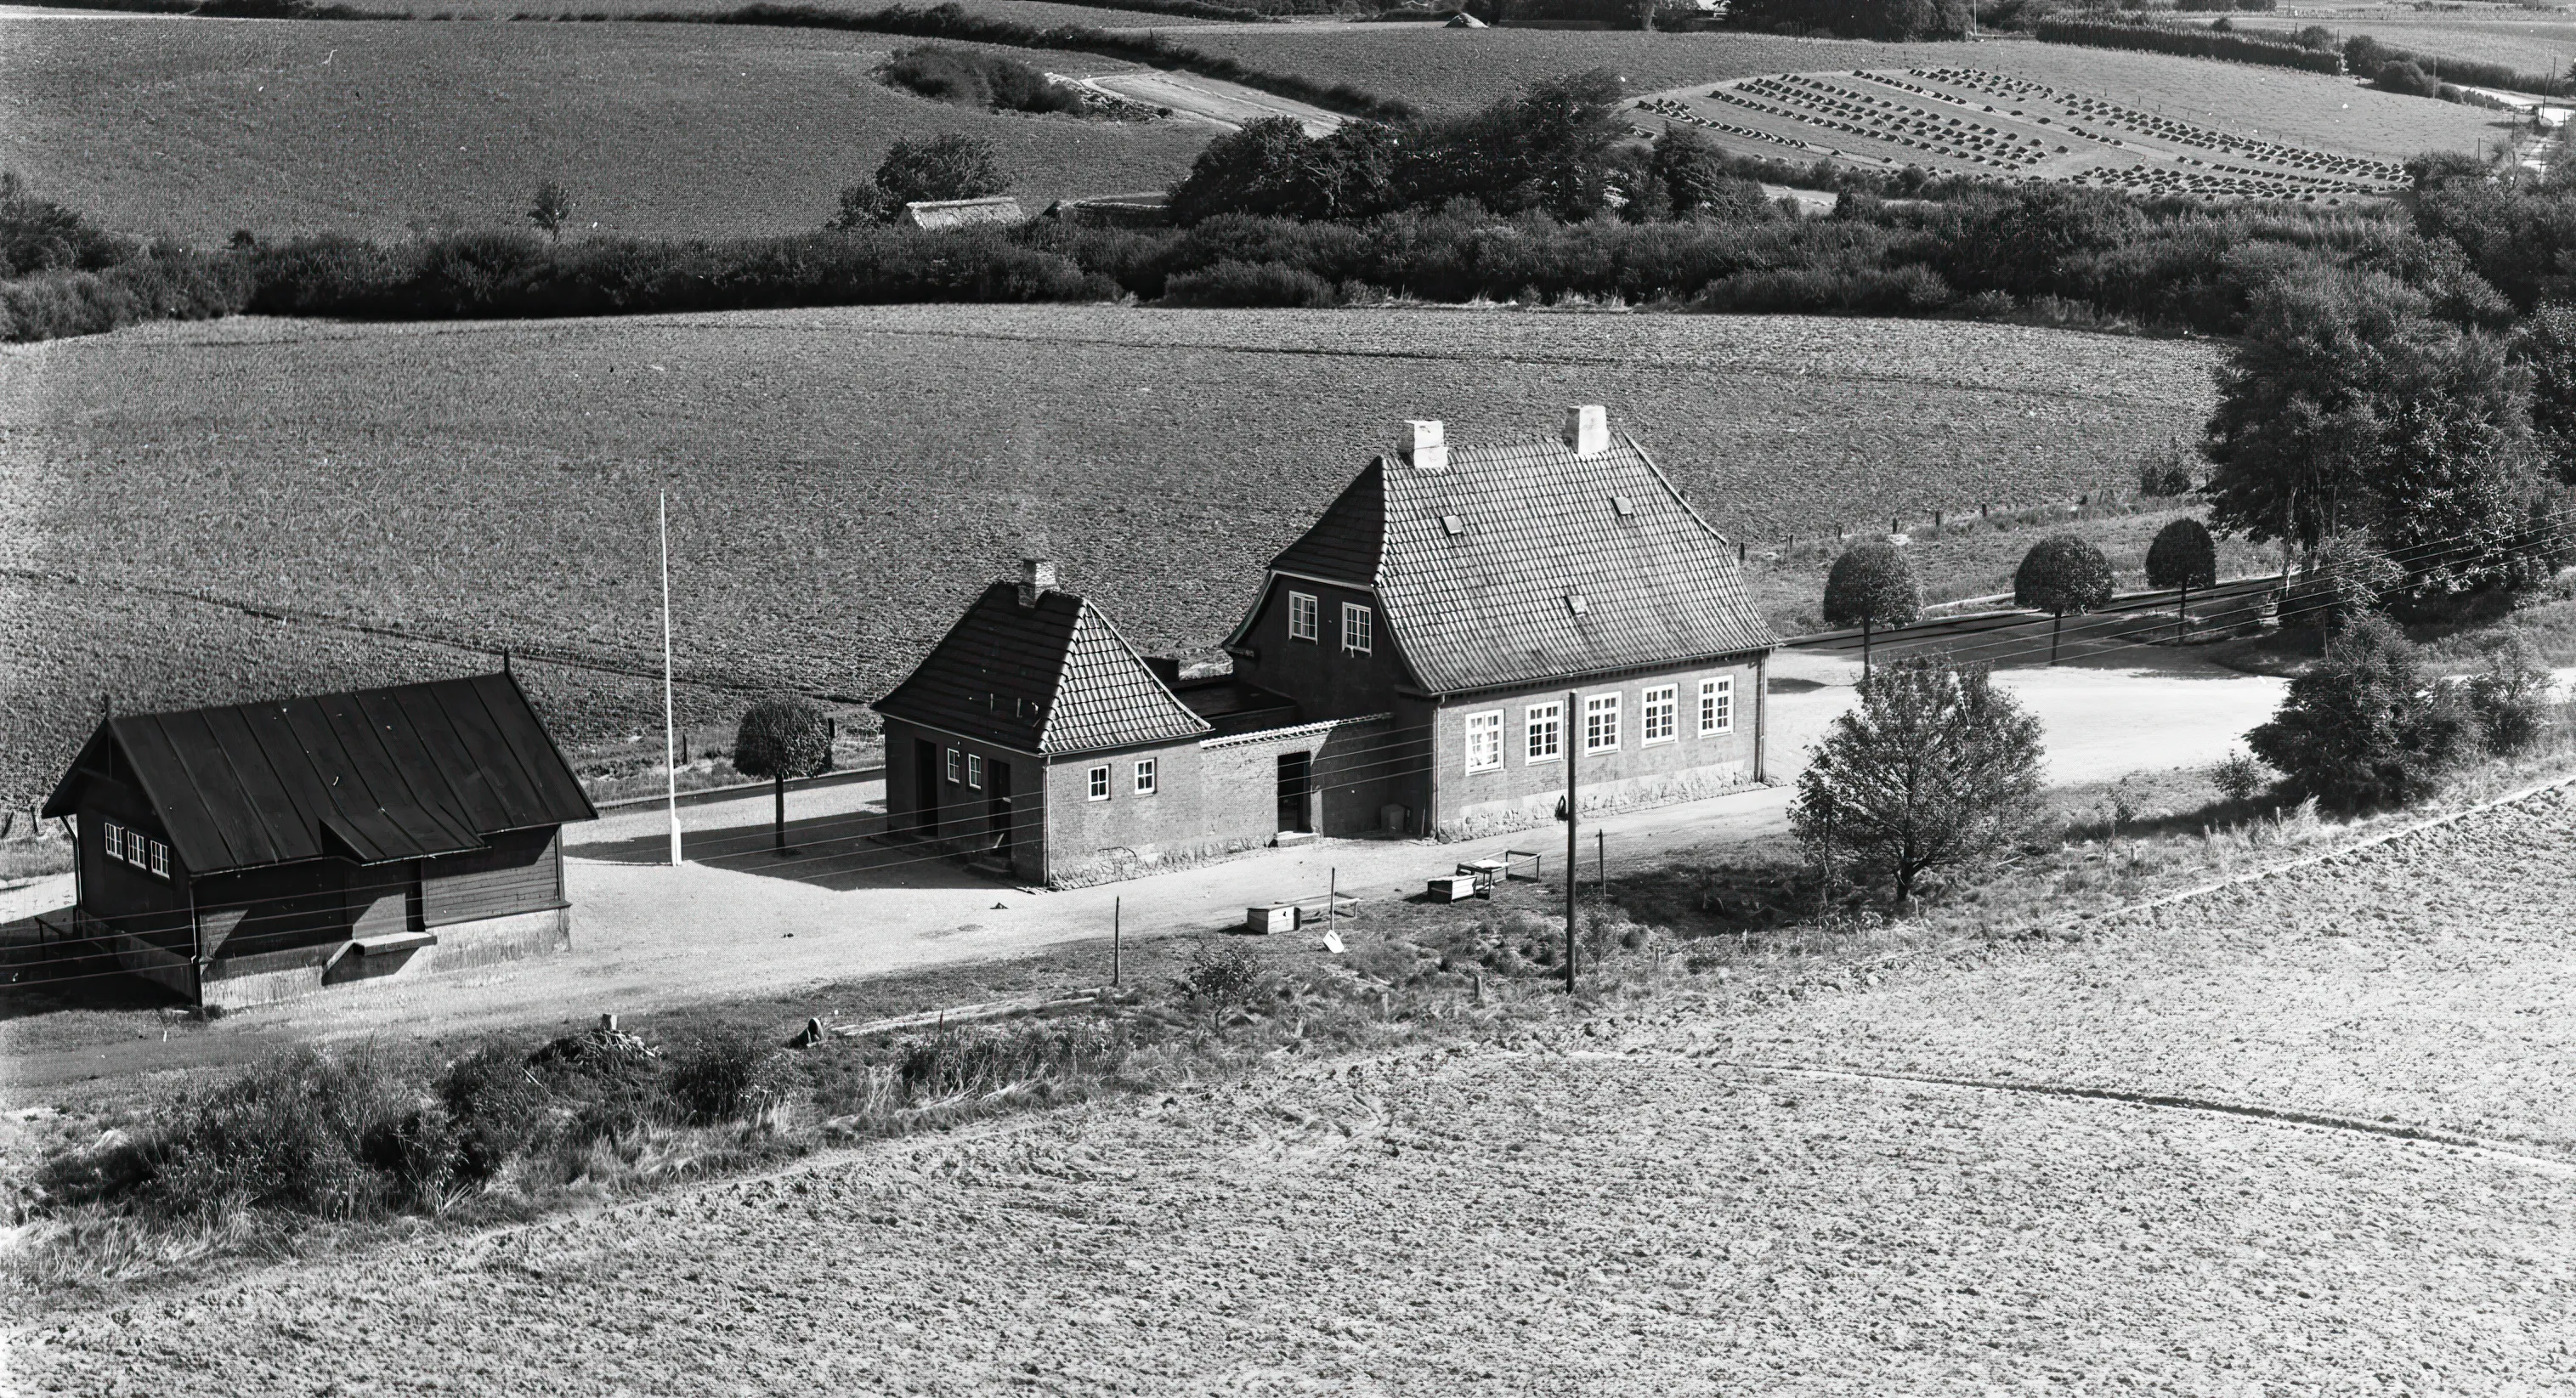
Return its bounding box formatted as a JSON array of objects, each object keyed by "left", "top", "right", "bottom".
[
  {"left": 40, "top": 672, "right": 596, "bottom": 1010},
  {"left": 900, "top": 196, "right": 1024, "bottom": 229},
  {"left": 875, "top": 406, "right": 1775, "bottom": 885}
]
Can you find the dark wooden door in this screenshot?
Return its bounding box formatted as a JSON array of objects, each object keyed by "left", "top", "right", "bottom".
[
  {"left": 1277, "top": 751, "right": 1312, "bottom": 832},
  {"left": 914, "top": 740, "right": 940, "bottom": 834},
  {"left": 987, "top": 761, "right": 1014, "bottom": 857}
]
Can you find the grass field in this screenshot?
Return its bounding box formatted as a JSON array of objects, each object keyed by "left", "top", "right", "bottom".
[
  {"left": 484, "top": 0, "right": 1233, "bottom": 25},
  {"left": 1180, "top": 24, "right": 2509, "bottom": 154},
  {"left": 0, "top": 304, "right": 2219, "bottom": 810},
  {"left": 0, "top": 13, "right": 1207, "bottom": 241},
  {"left": 2230, "top": 12, "right": 2576, "bottom": 84}
]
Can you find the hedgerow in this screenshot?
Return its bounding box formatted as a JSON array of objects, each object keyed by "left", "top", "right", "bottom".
[{"left": 2033, "top": 18, "right": 2346, "bottom": 76}]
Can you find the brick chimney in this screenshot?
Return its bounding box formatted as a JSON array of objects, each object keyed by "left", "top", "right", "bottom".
[
  {"left": 1401, "top": 419, "right": 1447, "bottom": 473},
  {"left": 1017, "top": 557, "right": 1057, "bottom": 608},
  {"left": 1563, "top": 405, "right": 1609, "bottom": 458}
]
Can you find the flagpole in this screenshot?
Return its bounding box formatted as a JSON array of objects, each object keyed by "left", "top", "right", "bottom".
[{"left": 661, "top": 489, "right": 682, "bottom": 868}]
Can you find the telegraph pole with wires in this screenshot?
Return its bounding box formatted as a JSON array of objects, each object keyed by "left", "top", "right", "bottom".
[
  {"left": 1563, "top": 688, "right": 1578, "bottom": 995},
  {"left": 660, "top": 489, "right": 682, "bottom": 869}
]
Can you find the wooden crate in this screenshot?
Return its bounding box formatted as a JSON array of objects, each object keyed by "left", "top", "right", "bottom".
[{"left": 1426, "top": 874, "right": 1480, "bottom": 903}]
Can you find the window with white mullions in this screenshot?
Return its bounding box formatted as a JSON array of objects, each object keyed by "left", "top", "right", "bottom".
[
  {"left": 1700, "top": 676, "right": 1734, "bottom": 735},
  {"left": 1584, "top": 693, "right": 1620, "bottom": 752},
  {"left": 1464, "top": 710, "right": 1503, "bottom": 773},
  {"left": 1134, "top": 758, "right": 1158, "bottom": 795},
  {"left": 1641, "top": 685, "right": 1677, "bottom": 744},
  {"left": 1526, "top": 702, "right": 1561, "bottom": 763},
  {"left": 1088, "top": 766, "right": 1110, "bottom": 801},
  {"left": 1341, "top": 603, "right": 1373, "bottom": 655},
  {"left": 101, "top": 818, "right": 124, "bottom": 865},
  {"left": 966, "top": 754, "right": 984, "bottom": 790},
  {"left": 1288, "top": 591, "right": 1319, "bottom": 642}
]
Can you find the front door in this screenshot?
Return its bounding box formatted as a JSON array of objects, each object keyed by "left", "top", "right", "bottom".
[
  {"left": 987, "top": 761, "right": 1014, "bottom": 858},
  {"left": 914, "top": 740, "right": 940, "bottom": 834},
  {"left": 1277, "top": 751, "right": 1312, "bottom": 832}
]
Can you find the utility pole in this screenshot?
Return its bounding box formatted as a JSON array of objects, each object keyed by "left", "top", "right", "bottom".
[
  {"left": 1112, "top": 896, "right": 1122, "bottom": 988},
  {"left": 660, "top": 489, "right": 682, "bottom": 868},
  {"left": 1563, "top": 688, "right": 1578, "bottom": 995}
]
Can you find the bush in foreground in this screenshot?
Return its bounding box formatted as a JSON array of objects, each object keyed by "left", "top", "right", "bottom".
[{"left": 2246, "top": 614, "right": 2474, "bottom": 809}]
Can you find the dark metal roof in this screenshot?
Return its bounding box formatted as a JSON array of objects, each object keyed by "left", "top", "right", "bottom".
[
  {"left": 1253, "top": 432, "right": 1777, "bottom": 695},
  {"left": 874, "top": 581, "right": 1212, "bottom": 756},
  {"left": 42, "top": 673, "right": 597, "bottom": 874}
]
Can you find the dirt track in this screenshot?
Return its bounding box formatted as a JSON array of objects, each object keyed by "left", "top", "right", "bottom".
[{"left": 14, "top": 787, "right": 2576, "bottom": 1393}]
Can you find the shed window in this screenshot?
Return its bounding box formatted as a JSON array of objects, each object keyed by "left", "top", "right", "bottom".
[
  {"left": 127, "top": 829, "right": 148, "bottom": 865},
  {"left": 944, "top": 748, "right": 961, "bottom": 784},
  {"left": 1525, "top": 702, "right": 1561, "bottom": 763},
  {"left": 1134, "top": 758, "right": 1158, "bottom": 795},
  {"left": 1464, "top": 710, "right": 1503, "bottom": 773},
  {"left": 1341, "top": 603, "right": 1373, "bottom": 656},
  {"left": 1700, "top": 677, "right": 1734, "bottom": 735},
  {"left": 966, "top": 754, "right": 984, "bottom": 790},
  {"left": 1088, "top": 765, "right": 1111, "bottom": 801},
  {"left": 1288, "top": 591, "right": 1319, "bottom": 642},
  {"left": 1641, "top": 685, "right": 1677, "bottom": 744},
  {"left": 150, "top": 840, "right": 169, "bottom": 878},
  {"left": 101, "top": 819, "right": 124, "bottom": 864},
  {"left": 1584, "top": 693, "right": 1621, "bottom": 752}
]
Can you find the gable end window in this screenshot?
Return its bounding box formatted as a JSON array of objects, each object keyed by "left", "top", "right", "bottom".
[
  {"left": 944, "top": 748, "right": 961, "bottom": 784},
  {"left": 1641, "top": 685, "right": 1678, "bottom": 744},
  {"left": 101, "top": 819, "right": 124, "bottom": 864},
  {"left": 1341, "top": 603, "right": 1373, "bottom": 656},
  {"left": 1088, "top": 766, "right": 1111, "bottom": 801},
  {"left": 1464, "top": 710, "right": 1503, "bottom": 773},
  {"left": 150, "top": 841, "right": 169, "bottom": 877},
  {"left": 1700, "top": 677, "right": 1735, "bottom": 735},
  {"left": 966, "top": 754, "right": 984, "bottom": 790},
  {"left": 1134, "top": 758, "right": 1158, "bottom": 795},
  {"left": 1288, "top": 591, "right": 1319, "bottom": 642},
  {"left": 1584, "top": 693, "right": 1621, "bottom": 753},
  {"left": 127, "top": 829, "right": 148, "bottom": 865},
  {"left": 1525, "top": 702, "right": 1562, "bottom": 764}
]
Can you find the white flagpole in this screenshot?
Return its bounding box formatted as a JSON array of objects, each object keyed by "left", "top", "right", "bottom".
[{"left": 661, "top": 489, "right": 682, "bottom": 868}]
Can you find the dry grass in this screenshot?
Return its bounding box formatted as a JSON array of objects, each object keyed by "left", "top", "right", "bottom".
[
  {"left": 0, "top": 14, "right": 1204, "bottom": 241},
  {"left": 0, "top": 303, "right": 2217, "bottom": 810}
]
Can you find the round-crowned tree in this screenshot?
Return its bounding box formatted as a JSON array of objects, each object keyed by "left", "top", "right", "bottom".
[
  {"left": 2014, "top": 533, "right": 2115, "bottom": 664},
  {"left": 733, "top": 695, "right": 835, "bottom": 856},
  {"left": 2143, "top": 518, "right": 2218, "bottom": 642},
  {"left": 1821, "top": 539, "right": 1922, "bottom": 675}
]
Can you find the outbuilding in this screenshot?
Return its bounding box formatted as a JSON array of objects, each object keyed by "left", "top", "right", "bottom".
[{"left": 41, "top": 671, "right": 596, "bottom": 1010}]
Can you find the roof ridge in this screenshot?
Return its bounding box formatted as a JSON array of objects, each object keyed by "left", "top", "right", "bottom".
[
  {"left": 1622, "top": 432, "right": 1735, "bottom": 549},
  {"left": 1039, "top": 599, "right": 1210, "bottom": 754}
]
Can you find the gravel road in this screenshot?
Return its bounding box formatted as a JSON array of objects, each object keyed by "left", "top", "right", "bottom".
[{"left": 15, "top": 786, "right": 2576, "bottom": 1394}]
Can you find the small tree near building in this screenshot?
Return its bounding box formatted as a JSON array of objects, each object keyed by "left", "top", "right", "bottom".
[
  {"left": 2143, "top": 517, "right": 2217, "bottom": 641},
  {"left": 833, "top": 134, "right": 1010, "bottom": 228},
  {"left": 1791, "top": 655, "right": 2045, "bottom": 906},
  {"left": 526, "top": 181, "right": 574, "bottom": 241},
  {"left": 1821, "top": 538, "right": 1922, "bottom": 675},
  {"left": 733, "top": 695, "right": 835, "bottom": 856},
  {"left": 2245, "top": 615, "right": 2472, "bottom": 810},
  {"left": 2013, "top": 533, "right": 2115, "bottom": 664}
]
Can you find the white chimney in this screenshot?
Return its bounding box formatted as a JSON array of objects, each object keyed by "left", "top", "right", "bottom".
[
  {"left": 1018, "top": 557, "right": 1056, "bottom": 608},
  {"left": 1563, "top": 405, "right": 1609, "bottom": 458},
  {"left": 1401, "top": 419, "right": 1447, "bottom": 473}
]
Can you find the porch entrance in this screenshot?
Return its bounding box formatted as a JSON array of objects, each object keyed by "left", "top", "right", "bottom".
[{"left": 1276, "top": 750, "right": 1313, "bottom": 833}]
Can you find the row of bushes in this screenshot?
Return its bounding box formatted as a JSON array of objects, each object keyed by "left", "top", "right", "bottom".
[
  {"left": 2342, "top": 31, "right": 2569, "bottom": 99},
  {"left": 880, "top": 45, "right": 1085, "bottom": 115},
  {"left": 637, "top": 3, "right": 1418, "bottom": 121},
  {"left": 0, "top": 248, "right": 250, "bottom": 343},
  {"left": 2032, "top": 17, "right": 2346, "bottom": 75}
]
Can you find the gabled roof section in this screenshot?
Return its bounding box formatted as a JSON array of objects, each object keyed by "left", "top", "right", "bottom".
[
  {"left": 875, "top": 581, "right": 1211, "bottom": 756},
  {"left": 1257, "top": 429, "right": 1777, "bottom": 694},
  {"left": 42, "top": 672, "right": 598, "bottom": 875}
]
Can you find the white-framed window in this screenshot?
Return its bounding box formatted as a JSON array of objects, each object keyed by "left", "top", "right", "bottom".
[
  {"left": 1288, "top": 591, "right": 1319, "bottom": 642},
  {"left": 1525, "top": 702, "right": 1561, "bottom": 763},
  {"left": 1341, "top": 603, "right": 1373, "bottom": 656},
  {"left": 1134, "top": 758, "right": 1158, "bottom": 795},
  {"left": 1641, "top": 685, "right": 1678, "bottom": 744},
  {"left": 1464, "top": 710, "right": 1503, "bottom": 773},
  {"left": 1087, "top": 765, "right": 1111, "bottom": 801},
  {"left": 1584, "top": 693, "right": 1621, "bottom": 753},
  {"left": 101, "top": 819, "right": 124, "bottom": 864},
  {"left": 944, "top": 748, "right": 961, "bottom": 784},
  {"left": 965, "top": 754, "right": 984, "bottom": 790},
  {"left": 150, "top": 840, "right": 169, "bottom": 878},
  {"left": 1700, "top": 676, "right": 1734, "bottom": 735},
  {"left": 127, "top": 829, "right": 147, "bottom": 865}
]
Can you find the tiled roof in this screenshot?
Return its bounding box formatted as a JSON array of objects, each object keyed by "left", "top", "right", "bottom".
[
  {"left": 42, "top": 673, "right": 597, "bottom": 875},
  {"left": 875, "top": 581, "right": 1211, "bottom": 756},
  {"left": 1260, "top": 432, "right": 1776, "bottom": 695}
]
